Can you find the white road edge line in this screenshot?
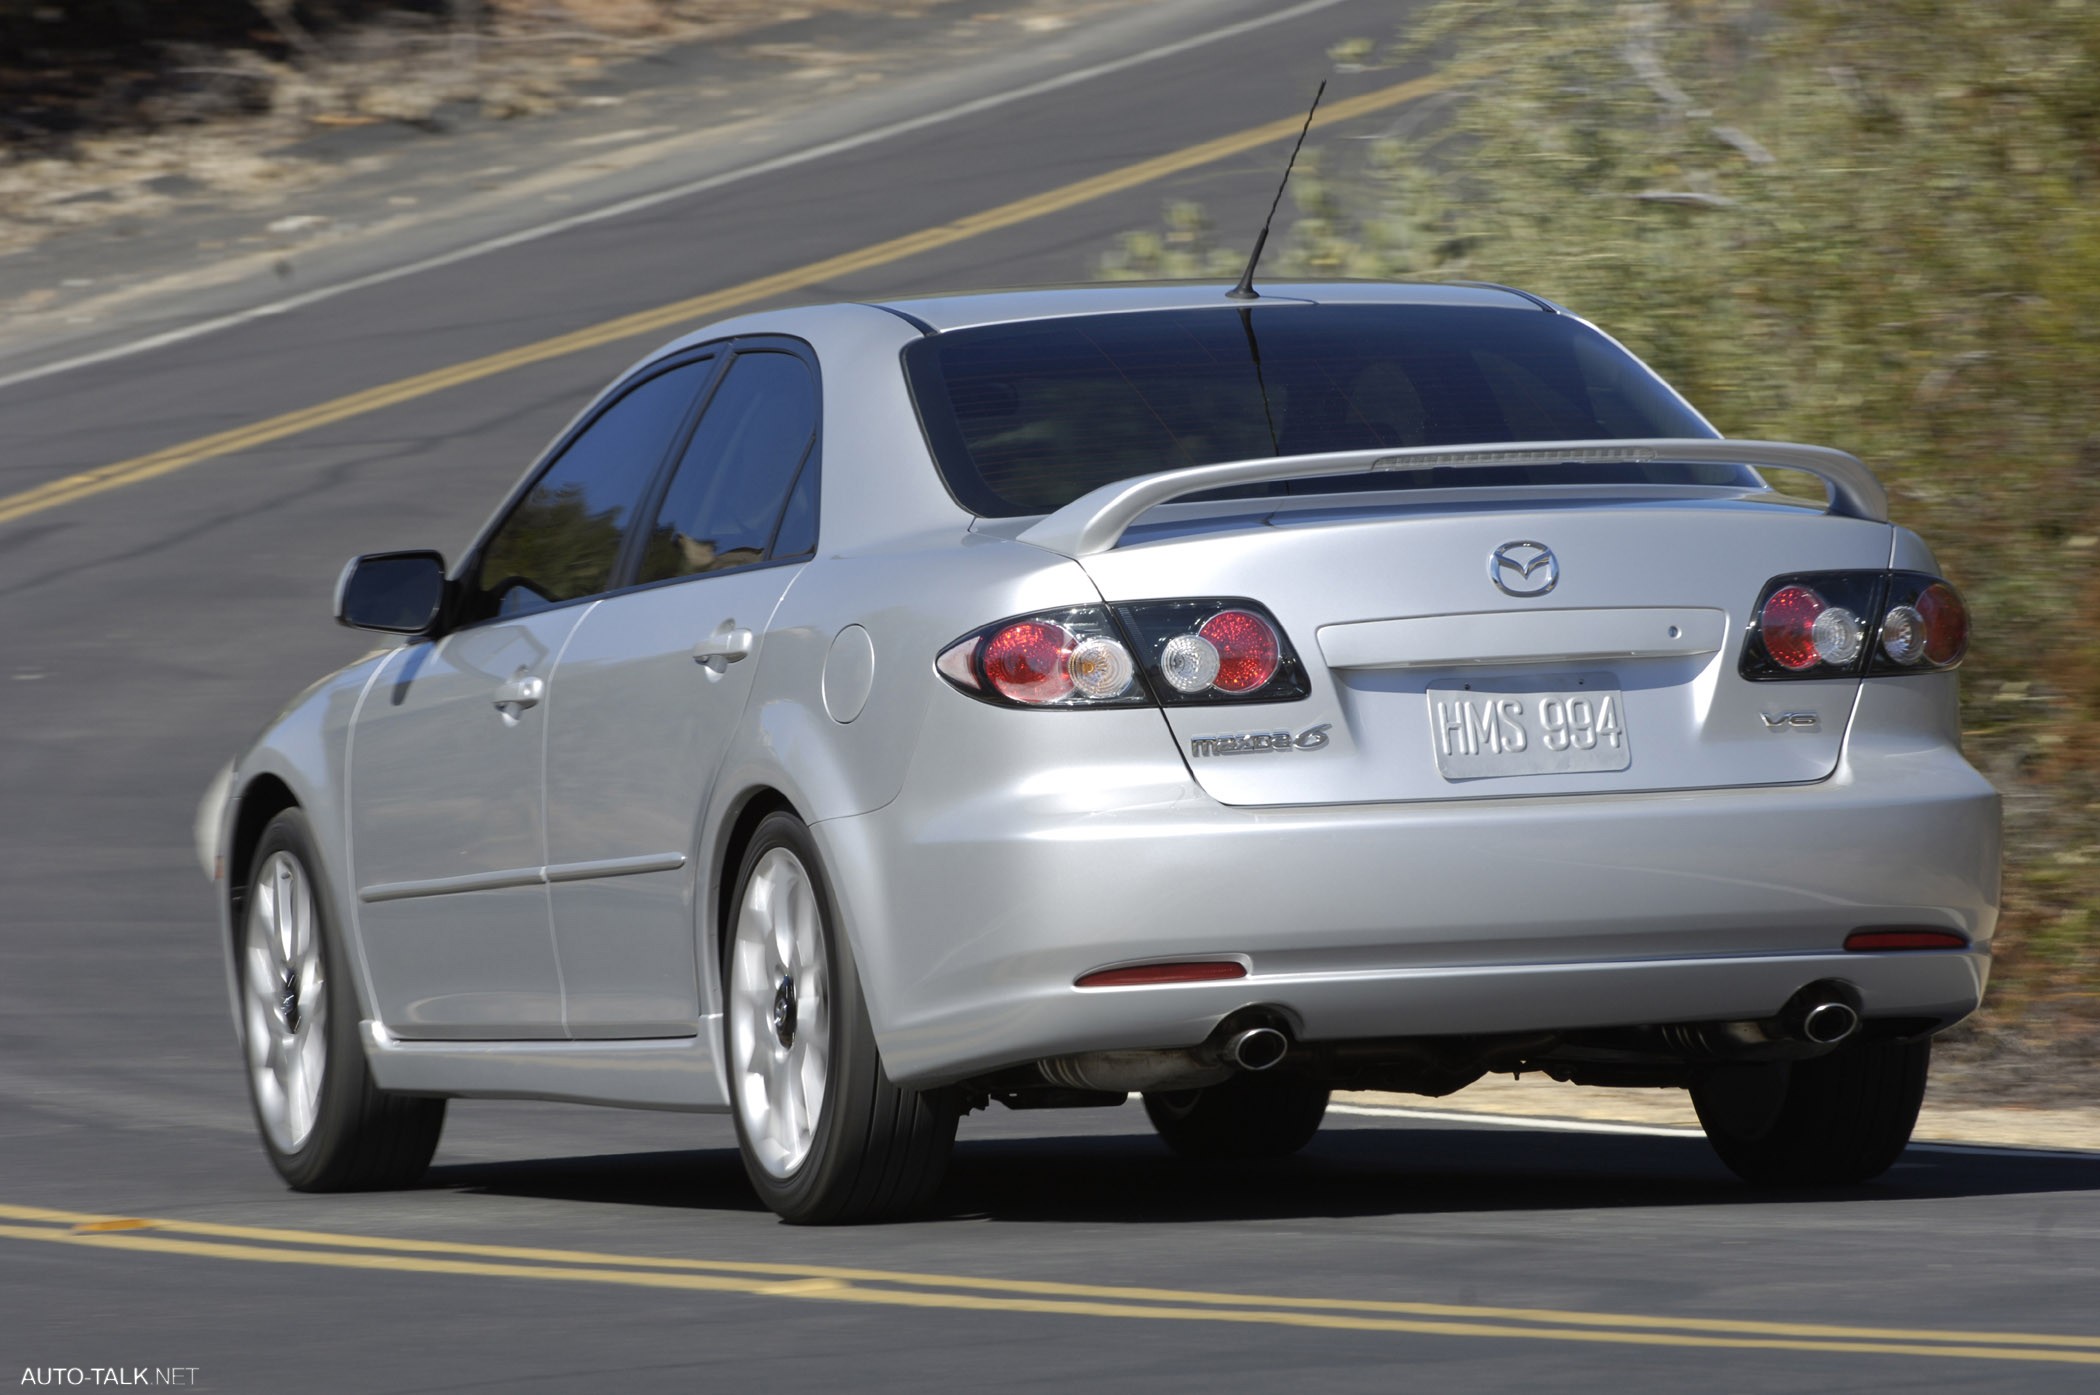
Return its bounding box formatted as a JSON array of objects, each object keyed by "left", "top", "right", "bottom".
[
  {"left": 0, "top": 0, "right": 1360, "bottom": 394},
  {"left": 1329, "top": 1102, "right": 2100, "bottom": 1158},
  {"left": 1329, "top": 1103, "right": 1700, "bottom": 1138}
]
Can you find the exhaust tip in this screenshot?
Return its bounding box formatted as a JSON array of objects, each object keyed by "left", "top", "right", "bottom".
[
  {"left": 1227, "top": 1026, "right": 1289, "bottom": 1071},
  {"left": 1800, "top": 1000, "right": 1861, "bottom": 1046}
]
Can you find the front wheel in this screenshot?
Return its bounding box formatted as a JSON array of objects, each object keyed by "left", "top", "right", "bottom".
[
  {"left": 1692, "top": 1037, "right": 1931, "bottom": 1186},
  {"left": 725, "top": 813, "right": 958, "bottom": 1223},
  {"left": 238, "top": 809, "right": 445, "bottom": 1190},
  {"left": 1143, "top": 1072, "right": 1330, "bottom": 1160}
]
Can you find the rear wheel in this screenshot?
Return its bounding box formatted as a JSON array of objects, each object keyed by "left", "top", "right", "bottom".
[
  {"left": 1692, "top": 1037, "right": 1931, "bottom": 1186},
  {"left": 725, "top": 813, "right": 959, "bottom": 1223},
  {"left": 238, "top": 809, "right": 445, "bottom": 1190},
  {"left": 1143, "top": 1073, "right": 1330, "bottom": 1159}
]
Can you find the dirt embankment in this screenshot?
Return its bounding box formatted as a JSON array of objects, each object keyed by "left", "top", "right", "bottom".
[{"left": 0, "top": 1, "right": 936, "bottom": 259}]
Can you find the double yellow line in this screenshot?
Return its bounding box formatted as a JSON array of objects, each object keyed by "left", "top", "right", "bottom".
[
  {"left": 3, "top": 1203, "right": 2096, "bottom": 1364},
  {"left": 0, "top": 73, "right": 1455, "bottom": 529}
]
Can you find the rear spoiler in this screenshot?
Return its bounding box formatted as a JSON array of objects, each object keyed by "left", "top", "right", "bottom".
[{"left": 1014, "top": 438, "right": 1887, "bottom": 557}]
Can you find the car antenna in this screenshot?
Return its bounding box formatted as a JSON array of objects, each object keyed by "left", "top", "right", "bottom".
[{"left": 1226, "top": 79, "right": 1326, "bottom": 302}]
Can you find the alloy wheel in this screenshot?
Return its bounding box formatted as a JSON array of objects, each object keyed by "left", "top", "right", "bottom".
[
  {"left": 729, "top": 847, "right": 832, "bottom": 1177},
  {"left": 241, "top": 850, "right": 328, "bottom": 1153}
]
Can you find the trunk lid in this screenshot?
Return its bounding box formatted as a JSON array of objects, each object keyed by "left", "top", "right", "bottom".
[{"left": 1075, "top": 498, "right": 1892, "bottom": 807}]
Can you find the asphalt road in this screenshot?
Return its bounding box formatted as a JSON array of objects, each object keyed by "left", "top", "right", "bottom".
[{"left": 2, "top": 2, "right": 2096, "bottom": 1390}]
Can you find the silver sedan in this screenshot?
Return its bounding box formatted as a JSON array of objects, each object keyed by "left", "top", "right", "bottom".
[{"left": 201, "top": 282, "right": 1998, "bottom": 1222}]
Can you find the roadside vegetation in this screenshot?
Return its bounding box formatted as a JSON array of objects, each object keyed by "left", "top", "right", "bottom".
[{"left": 1103, "top": 0, "right": 2100, "bottom": 1068}]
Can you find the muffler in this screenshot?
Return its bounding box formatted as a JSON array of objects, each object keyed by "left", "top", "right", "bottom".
[
  {"left": 1036, "top": 1016, "right": 1297, "bottom": 1093},
  {"left": 1659, "top": 983, "right": 1863, "bottom": 1061}
]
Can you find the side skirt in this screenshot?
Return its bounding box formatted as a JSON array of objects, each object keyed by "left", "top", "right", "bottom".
[{"left": 360, "top": 1019, "right": 728, "bottom": 1112}]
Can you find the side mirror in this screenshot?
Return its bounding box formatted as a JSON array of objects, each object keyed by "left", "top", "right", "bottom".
[{"left": 334, "top": 551, "right": 447, "bottom": 634}]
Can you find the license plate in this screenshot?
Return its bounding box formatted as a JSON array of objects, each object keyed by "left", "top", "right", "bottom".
[{"left": 1427, "top": 678, "right": 1632, "bottom": 780}]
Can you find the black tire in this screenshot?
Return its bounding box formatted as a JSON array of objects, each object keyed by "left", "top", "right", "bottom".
[
  {"left": 1692, "top": 1037, "right": 1931, "bottom": 1187},
  {"left": 1143, "top": 1072, "right": 1331, "bottom": 1160},
  {"left": 237, "top": 809, "right": 445, "bottom": 1191},
  {"left": 724, "top": 813, "right": 959, "bottom": 1224}
]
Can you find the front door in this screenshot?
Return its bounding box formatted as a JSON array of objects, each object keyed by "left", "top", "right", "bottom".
[
  {"left": 544, "top": 345, "right": 820, "bottom": 1038},
  {"left": 348, "top": 354, "right": 714, "bottom": 1038},
  {"left": 349, "top": 608, "right": 584, "bottom": 1038}
]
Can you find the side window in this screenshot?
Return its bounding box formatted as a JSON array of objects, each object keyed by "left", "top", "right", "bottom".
[
  {"left": 636, "top": 351, "right": 817, "bottom": 584},
  {"left": 470, "top": 359, "right": 709, "bottom": 620}
]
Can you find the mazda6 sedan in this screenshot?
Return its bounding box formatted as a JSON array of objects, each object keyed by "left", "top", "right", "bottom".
[{"left": 200, "top": 282, "right": 1999, "bottom": 1222}]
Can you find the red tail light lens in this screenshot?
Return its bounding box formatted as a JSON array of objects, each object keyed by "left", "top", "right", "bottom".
[
  {"left": 1758, "top": 585, "right": 1827, "bottom": 672},
  {"left": 1917, "top": 582, "right": 1968, "bottom": 667},
  {"left": 1198, "top": 609, "right": 1281, "bottom": 693},
  {"left": 980, "top": 620, "right": 1076, "bottom": 704}
]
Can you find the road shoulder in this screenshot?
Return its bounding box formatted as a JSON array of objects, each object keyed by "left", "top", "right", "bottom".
[{"left": 1344, "top": 1075, "right": 2100, "bottom": 1152}]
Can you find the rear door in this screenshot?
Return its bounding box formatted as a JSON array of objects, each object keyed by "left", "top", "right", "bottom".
[
  {"left": 1078, "top": 499, "right": 1890, "bottom": 807},
  {"left": 543, "top": 345, "right": 820, "bottom": 1038}
]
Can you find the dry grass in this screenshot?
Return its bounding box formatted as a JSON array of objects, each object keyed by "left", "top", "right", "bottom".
[{"left": 0, "top": 1, "right": 925, "bottom": 259}]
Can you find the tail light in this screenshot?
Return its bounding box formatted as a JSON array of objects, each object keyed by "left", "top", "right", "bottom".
[
  {"left": 1114, "top": 598, "right": 1308, "bottom": 705},
  {"left": 937, "top": 599, "right": 1308, "bottom": 708},
  {"left": 938, "top": 607, "right": 1144, "bottom": 708},
  {"left": 1742, "top": 571, "right": 1967, "bottom": 680}
]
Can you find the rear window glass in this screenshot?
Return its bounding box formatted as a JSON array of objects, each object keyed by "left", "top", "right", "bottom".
[{"left": 902, "top": 303, "right": 1740, "bottom": 517}]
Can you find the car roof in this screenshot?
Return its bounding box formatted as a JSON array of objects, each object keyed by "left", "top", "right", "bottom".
[{"left": 869, "top": 280, "right": 1553, "bottom": 332}]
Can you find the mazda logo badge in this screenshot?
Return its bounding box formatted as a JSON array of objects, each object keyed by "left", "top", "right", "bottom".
[{"left": 1489, "top": 541, "right": 1558, "bottom": 597}]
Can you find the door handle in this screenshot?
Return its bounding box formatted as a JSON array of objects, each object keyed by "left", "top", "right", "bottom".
[
  {"left": 693, "top": 626, "right": 754, "bottom": 668},
  {"left": 492, "top": 675, "right": 544, "bottom": 711}
]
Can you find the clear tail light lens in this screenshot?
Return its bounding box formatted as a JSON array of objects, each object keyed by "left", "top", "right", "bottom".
[
  {"left": 1878, "top": 605, "right": 1928, "bottom": 666},
  {"left": 1066, "top": 636, "right": 1136, "bottom": 700},
  {"left": 1745, "top": 570, "right": 1968, "bottom": 680},
  {"left": 938, "top": 600, "right": 1309, "bottom": 708},
  {"left": 1158, "top": 633, "right": 1221, "bottom": 694}
]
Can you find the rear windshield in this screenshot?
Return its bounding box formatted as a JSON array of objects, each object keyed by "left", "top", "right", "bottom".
[{"left": 902, "top": 303, "right": 1741, "bottom": 517}]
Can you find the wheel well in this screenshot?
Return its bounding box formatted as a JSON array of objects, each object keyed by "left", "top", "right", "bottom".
[
  {"left": 712, "top": 788, "right": 798, "bottom": 971},
  {"left": 227, "top": 774, "right": 298, "bottom": 936}
]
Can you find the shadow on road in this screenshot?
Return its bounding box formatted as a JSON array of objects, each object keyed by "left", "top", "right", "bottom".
[{"left": 423, "top": 1122, "right": 2100, "bottom": 1225}]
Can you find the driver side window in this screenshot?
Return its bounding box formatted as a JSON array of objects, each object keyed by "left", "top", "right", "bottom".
[{"left": 467, "top": 357, "right": 710, "bottom": 621}]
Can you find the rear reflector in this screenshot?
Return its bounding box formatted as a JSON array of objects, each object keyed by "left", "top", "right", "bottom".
[
  {"left": 1844, "top": 929, "right": 1969, "bottom": 952},
  {"left": 1075, "top": 961, "right": 1248, "bottom": 988}
]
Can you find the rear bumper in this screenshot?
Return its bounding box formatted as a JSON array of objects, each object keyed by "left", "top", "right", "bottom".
[{"left": 820, "top": 704, "right": 2000, "bottom": 1088}]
